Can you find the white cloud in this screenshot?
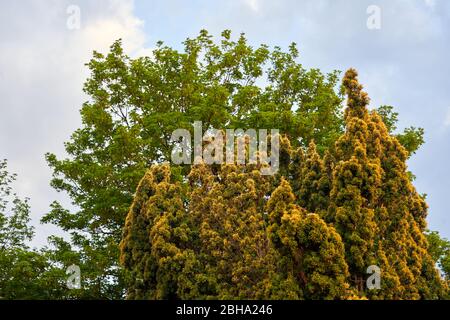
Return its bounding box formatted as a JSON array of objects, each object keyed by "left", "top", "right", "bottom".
[
  {"left": 243, "top": 0, "right": 260, "bottom": 12},
  {"left": 69, "top": 0, "right": 151, "bottom": 58}
]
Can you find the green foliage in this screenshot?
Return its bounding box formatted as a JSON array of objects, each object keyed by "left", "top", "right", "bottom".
[
  {"left": 376, "top": 105, "right": 425, "bottom": 156},
  {"left": 121, "top": 162, "right": 350, "bottom": 299},
  {"left": 0, "top": 160, "right": 68, "bottom": 300},
  {"left": 0, "top": 159, "right": 33, "bottom": 250},
  {"left": 120, "top": 164, "right": 190, "bottom": 299},
  {"left": 42, "top": 30, "right": 436, "bottom": 299},
  {"left": 0, "top": 248, "right": 68, "bottom": 300},
  {"left": 293, "top": 141, "right": 330, "bottom": 215},
  {"left": 330, "top": 69, "right": 444, "bottom": 299},
  {"left": 43, "top": 30, "right": 346, "bottom": 297},
  {"left": 120, "top": 68, "right": 447, "bottom": 300},
  {"left": 376, "top": 105, "right": 398, "bottom": 133},
  {"left": 396, "top": 127, "right": 425, "bottom": 156},
  {"left": 267, "top": 178, "right": 349, "bottom": 299},
  {"left": 426, "top": 230, "right": 450, "bottom": 281},
  {"left": 189, "top": 164, "right": 275, "bottom": 299}
]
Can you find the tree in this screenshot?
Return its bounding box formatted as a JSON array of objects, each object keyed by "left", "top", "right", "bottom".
[
  {"left": 293, "top": 141, "right": 330, "bottom": 216},
  {"left": 424, "top": 230, "right": 450, "bottom": 299},
  {"left": 42, "top": 30, "right": 346, "bottom": 297},
  {"left": 0, "top": 248, "right": 68, "bottom": 300},
  {"left": 328, "top": 69, "right": 381, "bottom": 290},
  {"left": 119, "top": 69, "right": 448, "bottom": 298},
  {"left": 121, "top": 161, "right": 352, "bottom": 300},
  {"left": 119, "top": 164, "right": 192, "bottom": 299},
  {"left": 267, "top": 178, "right": 349, "bottom": 299},
  {"left": 328, "top": 69, "right": 445, "bottom": 299},
  {"left": 43, "top": 30, "right": 429, "bottom": 298},
  {"left": 376, "top": 105, "right": 424, "bottom": 157},
  {"left": 194, "top": 163, "right": 275, "bottom": 299},
  {"left": 120, "top": 161, "right": 277, "bottom": 299},
  {"left": 0, "top": 160, "right": 67, "bottom": 300},
  {"left": 426, "top": 230, "right": 450, "bottom": 281},
  {"left": 0, "top": 160, "right": 33, "bottom": 250}
]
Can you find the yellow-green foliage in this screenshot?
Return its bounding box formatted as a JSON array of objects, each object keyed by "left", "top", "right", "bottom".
[
  {"left": 120, "top": 164, "right": 192, "bottom": 299},
  {"left": 120, "top": 69, "right": 447, "bottom": 300},
  {"left": 267, "top": 178, "right": 349, "bottom": 299},
  {"left": 328, "top": 69, "right": 445, "bottom": 299},
  {"left": 294, "top": 141, "right": 331, "bottom": 215}
]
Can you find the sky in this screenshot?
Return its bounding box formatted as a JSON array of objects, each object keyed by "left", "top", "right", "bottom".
[{"left": 0, "top": 0, "right": 449, "bottom": 247}]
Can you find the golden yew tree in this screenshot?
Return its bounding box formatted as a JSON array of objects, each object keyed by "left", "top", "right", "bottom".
[
  {"left": 329, "top": 68, "right": 445, "bottom": 299},
  {"left": 328, "top": 69, "right": 381, "bottom": 290},
  {"left": 119, "top": 164, "right": 193, "bottom": 299},
  {"left": 368, "top": 103, "right": 445, "bottom": 299},
  {"left": 294, "top": 141, "right": 330, "bottom": 217},
  {"left": 119, "top": 68, "right": 446, "bottom": 300},
  {"left": 191, "top": 163, "right": 275, "bottom": 299},
  {"left": 267, "top": 178, "right": 349, "bottom": 299}
]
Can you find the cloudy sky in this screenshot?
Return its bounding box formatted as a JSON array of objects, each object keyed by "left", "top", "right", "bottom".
[{"left": 1, "top": 0, "right": 449, "bottom": 247}]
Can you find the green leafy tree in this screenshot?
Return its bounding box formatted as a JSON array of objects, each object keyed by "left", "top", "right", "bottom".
[
  {"left": 42, "top": 30, "right": 346, "bottom": 297},
  {"left": 43, "top": 30, "right": 430, "bottom": 298},
  {"left": 0, "top": 160, "right": 33, "bottom": 250},
  {"left": 426, "top": 231, "right": 450, "bottom": 281},
  {"left": 376, "top": 105, "right": 424, "bottom": 157},
  {"left": 0, "top": 160, "right": 67, "bottom": 300}
]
